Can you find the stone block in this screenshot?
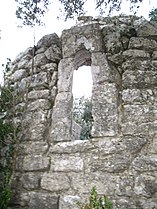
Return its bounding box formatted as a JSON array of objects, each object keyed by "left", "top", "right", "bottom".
[
  {"left": 136, "top": 20, "right": 157, "bottom": 38},
  {"left": 132, "top": 155, "right": 157, "bottom": 172},
  {"left": 44, "top": 45, "right": 62, "bottom": 63},
  {"left": 91, "top": 52, "right": 121, "bottom": 85},
  {"left": 10, "top": 69, "right": 27, "bottom": 82},
  {"left": 122, "top": 70, "right": 157, "bottom": 88},
  {"left": 122, "top": 49, "right": 150, "bottom": 59},
  {"left": 28, "top": 90, "right": 50, "bottom": 100},
  {"left": 22, "top": 123, "right": 46, "bottom": 141},
  {"left": 18, "top": 54, "right": 32, "bottom": 69},
  {"left": 36, "top": 33, "right": 60, "bottom": 49},
  {"left": 134, "top": 174, "right": 157, "bottom": 197},
  {"left": 152, "top": 51, "right": 157, "bottom": 60},
  {"left": 51, "top": 155, "right": 83, "bottom": 172},
  {"left": 19, "top": 141, "right": 48, "bottom": 155},
  {"left": 34, "top": 53, "right": 48, "bottom": 67},
  {"left": 57, "top": 58, "right": 74, "bottom": 92},
  {"left": 41, "top": 173, "right": 70, "bottom": 192},
  {"left": 92, "top": 83, "right": 118, "bottom": 137},
  {"left": 122, "top": 89, "right": 154, "bottom": 104},
  {"left": 59, "top": 195, "right": 80, "bottom": 209},
  {"left": 129, "top": 37, "right": 157, "bottom": 51},
  {"left": 89, "top": 153, "right": 133, "bottom": 173},
  {"left": 27, "top": 99, "right": 51, "bottom": 111},
  {"left": 29, "top": 72, "right": 48, "bottom": 88},
  {"left": 62, "top": 23, "right": 103, "bottom": 58},
  {"left": 50, "top": 139, "right": 98, "bottom": 154},
  {"left": 21, "top": 173, "right": 41, "bottom": 190},
  {"left": 29, "top": 192, "right": 58, "bottom": 209},
  {"left": 122, "top": 104, "right": 150, "bottom": 124},
  {"left": 23, "top": 155, "right": 50, "bottom": 171}
]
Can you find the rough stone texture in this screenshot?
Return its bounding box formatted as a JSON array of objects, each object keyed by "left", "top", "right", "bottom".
[{"left": 3, "top": 15, "right": 157, "bottom": 209}]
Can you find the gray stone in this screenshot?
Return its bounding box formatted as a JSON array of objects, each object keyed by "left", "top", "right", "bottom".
[
  {"left": 129, "top": 37, "right": 157, "bottom": 51},
  {"left": 41, "top": 173, "right": 70, "bottom": 192},
  {"left": 36, "top": 33, "right": 60, "bottom": 49},
  {"left": 28, "top": 90, "right": 50, "bottom": 100},
  {"left": 51, "top": 155, "right": 83, "bottom": 172},
  {"left": 29, "top": 192, "right": 58, "bottom": 209},
  {"left": 44, "top": 45, "right": 62, "bottom": 62},
  {"left": 23, "top": 155, "right": 50, "bottom": 171}
]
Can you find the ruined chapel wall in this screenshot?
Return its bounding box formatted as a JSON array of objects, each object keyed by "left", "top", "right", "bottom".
[{"left": 4, "top": 16, "right": 157, "bottom": 209}]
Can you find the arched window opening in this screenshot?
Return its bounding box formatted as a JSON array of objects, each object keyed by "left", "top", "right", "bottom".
[{"left": 72, "top": 66, "right": 93, "bottom": 140}]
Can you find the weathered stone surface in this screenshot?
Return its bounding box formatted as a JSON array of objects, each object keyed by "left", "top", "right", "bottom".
[
  {"left": 92, "top": 83, "right": 119, "bottom": 137},
  {"left": 28, "top": 90, "right": 50, "bottom": 100},
  {"left": 13, "top": 47, "right": 33, "bottom": 65},
  {"left": 10, "top": 69, "right": 27, "bottom": 82},
  {"left": 91, "top": 52, "right": 121, "bottom": 85},
  {"left": 59, "top": 195, "right": 80, "bottom": 209},
  {"left": 29, "top": 192, "right": 58, "bottom": 209},
  {"left": 62, "top": 23, "right": 103, "bottom": 58},
  {"left": 19, "top": 142, "right": 48, "bottom": 155},
  {"left": 23, "top": 155, "right": 50, "bottom": 171},
  {"left": 44, "top": 45, "right": 62, "bottom": 62},
  {"left": 41, "top": 173, "right": 70, "bottom": 192},
  {"left": 136, "top": 20, "right": 157, "bottom": 38},
  {"left": 33, "top": 53, "right": 49, "bottom": 67},
  {"left": 21, "top": 173, "right": 41, "bottom": 190},
  {"left": 122, "top": 49, "right": 150, "bottom": 59},
  {"left": 57, "top": 58, "right": 74, "bottom": 92},
  {"left": 132, "top": 155, "right": 157, "bottom": 172},
  {"left": 27, "top": 99, "right": 51, "bottom": 111},
  {"left": 36, "top": 33, "right": 60, "bottom": 49},
  {"left": 129, "top": 37, "right": 157, "bottom": 51},
  {"left": 152, "top": 51, "right": 157, "bottom": 60},
  {"left": 51, "top": 155, "right": 83, "bottom": 172}
]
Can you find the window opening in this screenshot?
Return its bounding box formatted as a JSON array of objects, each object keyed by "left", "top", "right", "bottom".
[{"left": 72, "top": 66, "right": 93, "bottom": 140}]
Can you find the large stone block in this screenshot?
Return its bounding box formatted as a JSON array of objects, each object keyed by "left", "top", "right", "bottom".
[
  {"left": 132, "top": 155, "right": 157, "bottom": 172},
  {"left": 44, "top": 45, "right": 62, "bottom": 63},
  {"left": 92, "top": 83, "right": 119, "bottom": 137},
  {"left": 27, "top": 99, "right": 51, "bottom": 111},
  {"left": 57, "top": 58, "right": 74, "bottom": 92},
  {"left": 41, "top": 173, "right": 70, "bottom": 192},
  {"left": 51, "top": 155, "right": 83, "bottom": 172},
  {"left": 62, "top": 23, "right": 103, "bottom": 58},
  {"left": 23, "top": 155, "right": 50, "bottom": 171},
  {"left": 29, "top": 192, "right": 58, "bottom": 209},
  {"left": 128, "top": 37, "right": 157, "bottom": 51}
]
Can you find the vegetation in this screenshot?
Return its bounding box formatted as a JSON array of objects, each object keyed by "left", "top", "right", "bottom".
[
  {"left": 149, "top": 8, "right": 157, "bottom": 22},
  {"left": 73, "top": 97, "right": 93, "bottom": 140},
  {"left": 77, "top": 186, "right": 113, "bottom": 209},
  {"left": 0, "top": 60, "right": 15, "bottom": 209},
  {"left": 15, "top": 0, "right": 149, "bottom": 26}
]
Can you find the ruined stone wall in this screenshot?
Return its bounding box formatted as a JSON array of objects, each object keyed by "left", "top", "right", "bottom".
[{"left": 5, "top": 15, "right": 157, "bottom": 209}]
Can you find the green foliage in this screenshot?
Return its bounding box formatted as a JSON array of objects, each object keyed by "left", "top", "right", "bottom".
[
  {"left": 73, "top": 97, "right": 93, "bottom": 140},
  {"left": 0, "top": 61, "right": 14, "bottom": 209},
  {"left": 15, "top": 0, "right": 146, "bottom": 26},
  {"left": 15, "top": 0, "right": 50, "bottom": 27},
  {"left": 77, "top": 186, "right": 113, "bottom": 209},
  {"left": 149, "top": 8, "right": 157, "bottom": 22}
]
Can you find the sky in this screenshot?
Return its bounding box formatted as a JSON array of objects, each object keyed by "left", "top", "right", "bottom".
[{"left": 0, "top": 0, "right": 156, "bottom": 97}]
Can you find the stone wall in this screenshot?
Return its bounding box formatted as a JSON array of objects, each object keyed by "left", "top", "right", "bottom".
[{"left": 4, "top": 15, "right": 157, "bottom": 209}]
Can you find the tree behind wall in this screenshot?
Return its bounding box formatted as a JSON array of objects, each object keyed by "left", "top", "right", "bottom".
[
  {"left": 73, "top": 97, "right": 93, "bottom": 140},
  {"left": 15, "top": 0, "right": 148, "bottom": 26}
]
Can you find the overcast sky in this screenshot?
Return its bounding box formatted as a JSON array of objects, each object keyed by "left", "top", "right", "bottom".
[{"left": 0, "top": 0, "right": 156, "bottom": 97}]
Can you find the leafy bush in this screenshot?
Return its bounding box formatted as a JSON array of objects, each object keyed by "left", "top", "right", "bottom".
[
  {"left": 73, "top": 97, "right": 93, "bottom": 140},
  {"left": 0, "top": 60, "right": 14, "bottom": 209},
  {"left": 77, "top": 186, "right": 113, "bottom": 209},
  {"left": 149, "top": 8, "right": 157, "bottom": 22}
]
